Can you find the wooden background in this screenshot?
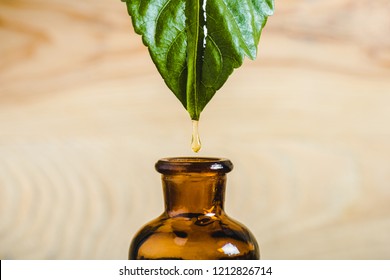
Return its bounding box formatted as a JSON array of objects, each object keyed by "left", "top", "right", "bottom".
[{"left": 1, "top": 0, "right": 389, "bottom": 259}]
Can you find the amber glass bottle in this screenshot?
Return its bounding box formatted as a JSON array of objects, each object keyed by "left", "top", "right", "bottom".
[{"left": 129, "top": 157, "right": 260, "bottom": 260}]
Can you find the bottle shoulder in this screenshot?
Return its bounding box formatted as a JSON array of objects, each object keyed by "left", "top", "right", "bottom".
[{"left": 129, "top": 213, "right": 259, "bottom": 260}]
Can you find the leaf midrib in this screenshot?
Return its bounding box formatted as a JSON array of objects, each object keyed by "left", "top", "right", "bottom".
[{"left": 186, "top": 2, "right": 202, "bottom": 118}]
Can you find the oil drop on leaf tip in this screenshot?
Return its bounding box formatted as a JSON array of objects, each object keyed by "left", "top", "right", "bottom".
[{"left": 191, "top": 120, "right": 201, "bottom": 153}]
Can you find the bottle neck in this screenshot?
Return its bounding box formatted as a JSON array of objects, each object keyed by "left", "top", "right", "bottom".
[{"left": 162, "top": 173, "right": 226, "bottom": 217}]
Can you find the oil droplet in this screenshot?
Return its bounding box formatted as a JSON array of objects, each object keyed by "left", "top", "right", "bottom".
[{"left": 191, "top": 120, "right": 201, "bottom": 153}]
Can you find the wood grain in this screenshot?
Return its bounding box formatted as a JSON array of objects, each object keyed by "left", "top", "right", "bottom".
[{"left": 1, "top": 0, "right": 389, "bottom": 259}]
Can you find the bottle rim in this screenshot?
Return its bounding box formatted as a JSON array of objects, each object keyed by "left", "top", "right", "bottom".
[{"left": 155, "top": 157, "right": 233, "bottom": 174}]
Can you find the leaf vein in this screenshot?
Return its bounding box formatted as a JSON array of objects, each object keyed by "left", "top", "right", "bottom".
[
  {"left": 215, "top": 0, "right": 252, "bottom": 56},
  {"left": 156, "top": 0, "right": 172, "bottom": 30}
]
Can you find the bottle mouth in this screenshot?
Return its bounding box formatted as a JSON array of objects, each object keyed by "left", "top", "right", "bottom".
[{"left": 155, "top": 157, "right": 233, "bottom": 174}]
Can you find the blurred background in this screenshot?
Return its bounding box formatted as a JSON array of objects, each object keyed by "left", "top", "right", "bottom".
[{"left": 1, "top": 0, "right": 389, "bottom": 259}]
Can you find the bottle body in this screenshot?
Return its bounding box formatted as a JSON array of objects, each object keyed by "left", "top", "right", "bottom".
[{"left": 129, "top": 157, "right": 259, "bottom": 260}]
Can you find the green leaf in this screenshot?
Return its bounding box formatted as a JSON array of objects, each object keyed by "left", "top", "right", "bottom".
[{"left": 122, "top": 0, "right": 274, "bottom": 120}]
